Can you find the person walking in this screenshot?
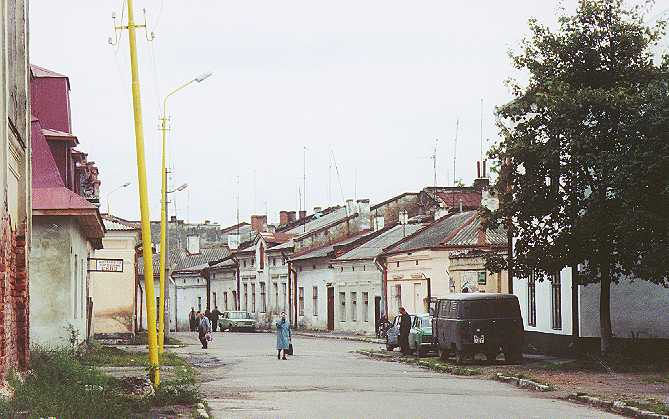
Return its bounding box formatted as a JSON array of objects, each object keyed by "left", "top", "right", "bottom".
[
  {"left": 275, "top": 312, "right": 291, "bottom": 360},
  {"left": 197, "top": 312, "right": 212, "bottom": 349},
  {"left": 399, "top": 307, "right": 411, "bottom": 355},
  {"left": 188, "top": 307, "right": 197, "bottom": 332},
  {"left": 211, "top": 306, "right": 222, "bottom": 332}
]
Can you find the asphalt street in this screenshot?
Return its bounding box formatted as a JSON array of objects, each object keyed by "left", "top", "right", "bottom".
[{"left": 172, "top": 331, "right": 620, "bottom": 419}]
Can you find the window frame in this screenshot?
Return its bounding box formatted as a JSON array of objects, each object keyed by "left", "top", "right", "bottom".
[{"left": 527, "top": 273, "right": 537, "bottom": 327}]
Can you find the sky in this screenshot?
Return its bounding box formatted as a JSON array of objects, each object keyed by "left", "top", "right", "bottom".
[{"left": 30, "top": 0, "right": 666, "bottom": 227}]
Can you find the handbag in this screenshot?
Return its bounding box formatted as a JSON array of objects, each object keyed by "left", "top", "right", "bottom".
[
  {"left": 206, "top": 332, "right": 213, "bottom": 342},
  {"left": 287, "top": 343, "right": 293, "bottom": 355}
]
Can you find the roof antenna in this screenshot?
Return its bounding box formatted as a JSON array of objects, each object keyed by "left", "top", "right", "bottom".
[
  {"left": 480, "top": 98, "right": 484, "bottom": 172},
  {"left": 430, "top": 138, "right": 439, "bottom": 188},
  {"left": 453, "top": 118, "right": 459, "bottom": 186},
  {"left": 330, "top": 149, "right": 345, "bottom": 205}
]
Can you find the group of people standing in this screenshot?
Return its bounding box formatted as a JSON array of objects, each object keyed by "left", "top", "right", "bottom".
[{"left": 188, "top": 306, "right": 223, "bottom": 349}]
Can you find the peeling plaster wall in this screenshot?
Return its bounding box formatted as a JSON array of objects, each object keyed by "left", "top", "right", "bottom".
[
  {"left": 293, "top": 260, "right": 333, "bottom": 330},
  {"left": 30, "top": 217, "right": 89, "bottom": 345},
  {"left": 331, "top": 260, "right": 381, "bottom": 334}
]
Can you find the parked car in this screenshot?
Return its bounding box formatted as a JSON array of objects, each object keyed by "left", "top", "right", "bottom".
[
  {"left": 219, "top": 311, "right": 257, "bottom": 332},
  {"left": 408, "top": 313, "right": 435, "bottom": 357},
  {"left": 433, "top": 294, "right": 523, "bottom": 364},
  {"left": 386, "top": 313, "right": 415, "bottom": 351}
]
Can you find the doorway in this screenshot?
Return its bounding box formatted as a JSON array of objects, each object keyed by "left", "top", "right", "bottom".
[
  {"left": 327, "top": 287, "right": 335, "bottom": 330},
  {"left": 374, "top": 296, "right": 381, "bottom": 334}
]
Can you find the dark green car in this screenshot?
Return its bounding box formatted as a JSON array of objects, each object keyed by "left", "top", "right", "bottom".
[
  {"left": 409, "top": 314, "right": 435, "bottom": 357},
  {"left": 219, "top": 311, "right": 257, "bottom": 332}
]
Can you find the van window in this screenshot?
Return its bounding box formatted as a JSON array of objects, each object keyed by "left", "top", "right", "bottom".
[
  {"left": 439, "top": 301, "right": 450, "bottom": 317},
  {"left": 462, "top": 300, "right": 519, "bottom": 319},
  {"left": 450, "top": 301, "right": 459, "bottom": 318}
]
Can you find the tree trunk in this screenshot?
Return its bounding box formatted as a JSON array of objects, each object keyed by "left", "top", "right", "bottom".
[{"left": 599, "top": 268, "right": 612, "bottom": 357}]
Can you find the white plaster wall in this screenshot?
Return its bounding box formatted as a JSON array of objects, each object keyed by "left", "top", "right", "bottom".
[
  {"left": 295, "top": 262, "right": 333, "bottom": 330},
  {"left": 30, "top": 217, "right": 89, "bottom": 346},
  {"left": 332, "top": 261, "right": 380, "bottom": 334},
  {"left": 173, "top": 276, "right": 207, "bottom": 331},
  {"left": 210, "top": 270, "right": 238, "bottom": 312},
  {"left": 513, "top": 267, "right": 572, "bottom": 336},
  {"left": 579, "top": 278, "right": 669, "bottom": 339},
  {"left": 90, "top": 230, "right": 137, "bottom": 335}
]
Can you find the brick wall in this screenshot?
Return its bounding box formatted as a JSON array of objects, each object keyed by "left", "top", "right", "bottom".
[{"left": 0, "top": 214, "right": 29, "bottom": 380}]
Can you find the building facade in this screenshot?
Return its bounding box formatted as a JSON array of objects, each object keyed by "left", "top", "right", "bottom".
[{"left": 0, "top": 0, "right": 31, "bottom": 379}]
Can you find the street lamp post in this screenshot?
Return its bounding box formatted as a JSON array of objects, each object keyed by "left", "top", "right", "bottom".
[
  {"left": 158, "top": 74, "right": 211, "bottom": 354},
  {"left": 106, "top": 182, "right": 131, "bottom": 214}
]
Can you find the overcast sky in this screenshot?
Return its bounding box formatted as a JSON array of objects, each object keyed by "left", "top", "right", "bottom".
[{"left": 30, "top": 0, "right": 665, "bottom": 227}]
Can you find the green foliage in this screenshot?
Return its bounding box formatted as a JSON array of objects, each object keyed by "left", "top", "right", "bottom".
[
  {"left": 80, "top": 342, "right": 187, "bottom": 367},
  {"left": 488, "top": 0, "right": 669, "bottom": 286}
]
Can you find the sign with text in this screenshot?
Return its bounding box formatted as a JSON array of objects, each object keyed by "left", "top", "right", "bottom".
[{"left": 88, "top": 258, "right": 124, "bottom": 273}]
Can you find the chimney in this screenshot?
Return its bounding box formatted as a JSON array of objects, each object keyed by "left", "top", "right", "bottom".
[
  {"left": 251, "top": 215, "right": 268, "bottom": 233},
  {"left": 287, "top": 211, "right": 297, "bottom": 223},
  {"left": 373, "top": 215, "right": 385, "bottom": 231},
  {"left": 346, "top": 199, "right": 356, "bottom": 215},
  {"left": 399, "top": 210, "right": 409, "bottom": 225},
  {"left": 434, "top": 205, "right": 449, "bottom": 220},
  {"left": 473, "top": 160, "right": 490, "bottom": 191},
  {"left": 279, "top": 211, "right": 289, "bottom": 225},
  {"left": 186, "top": 235, "right": 201, "bottom": 254},
  {"left": 267, "top": 224, "right": 277, "bottom": 233},
  {"left": 299, "top": 210, "right": 307, "bottom": 220},
  {"left": 204, "top": 220, "right": 210, "bottom": 225},
  {"left": 313, "top": 206, "right": 322, "bottom": 214},
  {"left": 357, "top": 199, "right": 370, "bottom": 216},
  {"left": 356, "top": 199, "right": 371, "bottom": 230},
  {"left": 170, "top": 215, "right": 177, "bottom": 222}
]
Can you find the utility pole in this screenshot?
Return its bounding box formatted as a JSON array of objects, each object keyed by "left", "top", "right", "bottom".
[{"left": 110, "top": 0, "right": 160, "bottom": 385}]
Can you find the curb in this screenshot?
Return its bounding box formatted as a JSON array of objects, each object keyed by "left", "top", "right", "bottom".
[
  {"left": 294, "top": 332, "right": 383, "bottom": 344},
  {"left": 355, "top": 350, "right": 482, "bottom": 376},
  {"left": 494, "top": 373, "right": 552, "bottom": 392},
  {"left": 567, "top": 393, "right": 668, "bottom": 419}
]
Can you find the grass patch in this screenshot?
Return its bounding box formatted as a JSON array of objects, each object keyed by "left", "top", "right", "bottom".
[
  {"left": 354, "top": 349, "right": 482, "bottom": 376},
  {"left": 532, "top": 355, "right": 669, "bottom": 374},
  {"left": 0, "top": 346, "right": 202, "bottom": 418},
  {"left": 622, "top": 399, "right": 669, "bottom": 415},
  {"left": 127, "top": 332, "right": 184, "bottom": 346},
  {"left": 80, "top": 342, "right": 187, "bottom": 367}
]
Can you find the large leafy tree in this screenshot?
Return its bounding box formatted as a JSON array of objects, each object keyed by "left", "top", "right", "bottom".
[{"left": 488, "top": 0, "right": 669, "bottom": 355}]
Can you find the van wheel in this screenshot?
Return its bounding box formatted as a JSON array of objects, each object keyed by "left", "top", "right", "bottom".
[
  {"left": 386, "top": 344, "right": 394, "bottom": 352},
  {"left": 438, "top": 348, "right": 449, "bottom": 361},
  {"left": 455, "top": 350, "right": 465, "bottom": 365}
]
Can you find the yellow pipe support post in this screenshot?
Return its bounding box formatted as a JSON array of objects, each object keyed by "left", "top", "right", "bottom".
[{"left": 126, "top": 0, "right": 160, "bottom": 386}]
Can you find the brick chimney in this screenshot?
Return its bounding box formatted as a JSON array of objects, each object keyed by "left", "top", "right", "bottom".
[
  {"left": 474, "top": 160, "right": 490, "bottom": 191},
  {"left": 299, "top": 210, "right": 307, "bottom": 220},
  {"left": 186, "top": 235, "right": 200, "bottom": 254},
  {"left": 287, "top": 211, "right": 297, "bottom": 223},
  {"left": 346, "top": 199, "right": 356, "bottom": 215},
  {"left": 251, "top": 215, "right": 268, "bottom": 233},
  {"left": 279, "top": 211, "right": 289, "bottom": 226}
]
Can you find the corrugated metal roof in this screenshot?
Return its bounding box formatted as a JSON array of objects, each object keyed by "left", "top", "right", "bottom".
[
  {"left": 283, "top": 207, "right": 349, "bottom": 235},
  {"left": 137, "top": 245, "right": 231, "bottom": 276},
  {"left": 436, "top": 191, "right": 481, "bottom": 209},
  {"left": 102, "top": 215, "right": 138, "bottom": 231},
  {"left": 335, "top": 224, "right": 426, "bottom": 261},
  {"left": 388, "top": 211, "right": 476, "bottom": 253},
  {"left": 446, "top": 217, "right": 507, "bottom": 246},
  {"left": 290, "top": 232, "right": 372, "bottom": 262}
]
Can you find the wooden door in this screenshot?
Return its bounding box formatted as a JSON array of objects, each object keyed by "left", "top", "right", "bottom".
[
  {"left": 327, "top": 287, "right": 335, "bottom": 330},
  {"left": 374, "top": 296, "right": 381, "bottom": 334}
]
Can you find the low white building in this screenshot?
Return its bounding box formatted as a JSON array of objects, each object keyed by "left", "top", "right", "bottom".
[{"left": 514, "top": 267, "right": 669, "bottom": 355}]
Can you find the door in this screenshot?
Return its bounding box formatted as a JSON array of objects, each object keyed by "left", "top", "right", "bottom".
[
  {"left": 374, "top": 296, "right": 381, "bottom": 335},
  {"left": 413, "top": 282, "right": 426, "bottom": 313},
  {"left": 327, "top": 287, "right": 335, "bottom": 330}
]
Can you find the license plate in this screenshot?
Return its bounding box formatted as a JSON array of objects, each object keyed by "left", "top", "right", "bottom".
[{"left": 473, "top": 334, "right": 485, "bottom": 344}]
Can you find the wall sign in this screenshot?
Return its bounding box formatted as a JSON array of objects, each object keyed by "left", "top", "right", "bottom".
[{"left": 88, "top": 258, "right": 124, "bottom": 273}]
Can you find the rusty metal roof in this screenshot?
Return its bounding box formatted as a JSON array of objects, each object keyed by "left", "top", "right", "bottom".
[{"left": 335, "top": 224, "right": 426, "bottom": 261}]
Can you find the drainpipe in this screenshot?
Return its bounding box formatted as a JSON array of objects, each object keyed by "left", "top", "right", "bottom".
[
  {"left": 288, "top": 262, "right": 298, "bottom": 328},
  {"left": 374, "top": 256, "right": 388, "bottom": 317},
  {"left": 236, "top": 264, "right": 241, "bottom": 310},
  {"left": 571, "top": 265, "right": 580, "bottom": 351},
  {"left": 204, "top": 267, "right": 211, "bottom": 312}
]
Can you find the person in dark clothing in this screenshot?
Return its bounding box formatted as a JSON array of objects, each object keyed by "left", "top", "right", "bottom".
[
  {"left": 398, "top": 307, "right": 412, "bottom": 355},
  {"left": 211, "top": 306, "right": 222, "bottom": 332},
  {"left": 188, "top": 307, "right": 197, "bottom": 332},
  {"left": 197, "top": 312, "right": 212, "bottom": 349}
]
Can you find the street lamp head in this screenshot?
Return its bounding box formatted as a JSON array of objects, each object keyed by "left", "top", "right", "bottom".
[
  {"left": 176, "top": 183, "right": 188, "bottom": 192},
  {"left": 122, "top": 182, "right": 131, "bottom": 188},
  {"left": 194, "top": 72, "right": 213, "bottom": 83}
]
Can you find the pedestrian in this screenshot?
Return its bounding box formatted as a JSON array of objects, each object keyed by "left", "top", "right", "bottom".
[
  {"left": 197, "top": 312, "right": 212, "bottom": 349},
  {"left": 210, "top": 306, "right": 222, "bottom": 332},
  {"left": 275, "top": 311, "right": 291, "bottom": 360},
  {"left": 398, "top": 307, "right": 411, "bottom": 355},
  {"left": 188, "top": 307, "right": 197, "bottom": 332}
]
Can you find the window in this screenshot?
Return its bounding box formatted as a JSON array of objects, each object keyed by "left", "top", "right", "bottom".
[
  {"left": 259, "top": 244, "right": 265, "bottom": 270},
  {"left": 272, "top": 257, "right": 277, "bottom": 267},
  {"left": 251, "top": 258, "right": 255, "bottom": 267},
  {"left": 478, "top": 271, "right": 487, "bottom": 285},
  {"left": 396, "top": 261, "right": 400, "bottom": 267},
  {"left": 197, "top": 297, "right": 202, "bottom": 312},
  {"left": 394, "top": 285, "right": 402, "bottom": 311},
  {"left": 340, "top": 267, "right": 344, "bottom": 272},
  {"left": 339, "top": 292, "right": 346, "bottom": 321},
  {"left": 224, "top": 292, "right": 229, "bottom": 310},
  {"left": 274, "top": 283, "right": 279, "bottom": 310},
  {"left": 551, "top": 273, "right": 562, "bottom": 330},
  {"left": 528, "top": 273, "right": 537, "bottom": 327},
  {"left": 243, "top": 284, "right": 248, "bottom": 310},
  {"left": 363, "top": 265, "right": 366, "bottom": 271},
  {"left": 232, "top": 290, "right": 238, "bottom": 310},
  {"left": 281, "top": 283, "right": 287, "bottom": 312},
  {"left": 312, "top": 264, "right": 317, "bottom": 270},
  {"left": 260, "top": 283, "right": 266, "bottom": 312},
  {"left": 252, "top": 283, "right": 256, "bottom": 312},
  {"left": 74, "top": 256, "right": 79, "bottom": 319},
  {"left": 363, "top": 292, "right": 369, "bottom": 322},
  {"left": 312, "top": 286, "right": 318, "bottom": 316},
  {"left": 351, "top": 292, "right": 357, "bottom": 321},
  {"left": 298, "top": 287, "right": 304, "bottom": 316},
  {"left": 243, "top": 260, "right": 247, "bottom": 268},
  {"left": 213, "top": 292, "right": 217, "bottom": 308},
  {"left": 282, "top": 258, "right": 286, "bottom": 266},
  {"left": 415, "top": 260, "right": 419, "bottom": 266}
]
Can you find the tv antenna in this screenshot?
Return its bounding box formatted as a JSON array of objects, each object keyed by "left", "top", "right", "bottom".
[
  {"left": 453, "top": 118, "right": 459, "bottom": 186},
  {"left": 430, "top": 138, "right": 439, "bottom": 188}
]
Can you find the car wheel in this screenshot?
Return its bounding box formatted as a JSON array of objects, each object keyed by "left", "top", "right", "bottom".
[{"left": 438, "top": 348, "right": 449, "bottom": 361}]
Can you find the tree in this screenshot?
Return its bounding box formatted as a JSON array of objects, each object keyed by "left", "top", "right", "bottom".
[{"left": 487, "top": 0, "right": 669, "bottom": 356}]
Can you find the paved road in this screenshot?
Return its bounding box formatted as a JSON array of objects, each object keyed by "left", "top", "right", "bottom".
[{"left": 172, "top": 332, "right": 619, "bottom": 419}]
